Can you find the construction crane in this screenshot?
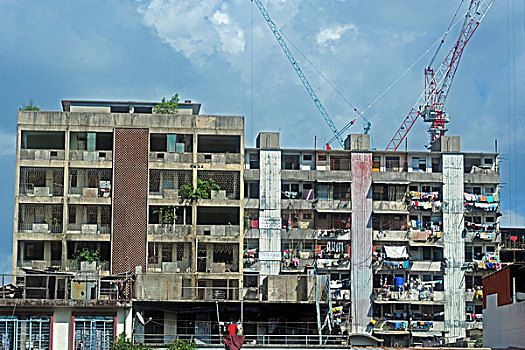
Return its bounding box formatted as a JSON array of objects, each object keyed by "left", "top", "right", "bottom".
[
  {"left": 385, "top": 0, "right": 495, "bottom": 151},
  {"left": 252, "top": 0, "right": 356, "bottom": 148}
]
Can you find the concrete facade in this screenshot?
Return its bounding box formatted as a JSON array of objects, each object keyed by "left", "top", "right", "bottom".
[{"left": 9, "top": 99, "right": 504, "bottom": 348}]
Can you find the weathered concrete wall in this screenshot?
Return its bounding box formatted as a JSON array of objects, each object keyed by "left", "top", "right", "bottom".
[
  {"left": 442, "top": 154, "right": 466, "bottom": 342},
  {"left": 259, "top": 150, "right": 281, "bottom": 275},
  {"left": 483, "top": 294, "right": 525, "bottom": 349},
  {"left": 350, "top": 152, "right": 373, "bottom": 334}
]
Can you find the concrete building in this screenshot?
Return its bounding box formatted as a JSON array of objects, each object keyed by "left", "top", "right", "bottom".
[
  {"left": 482, "top": 264, "right": 525, "bottom": 349},
  {"left": 7, "top": 99, "right": 503, "bottom": 348}
]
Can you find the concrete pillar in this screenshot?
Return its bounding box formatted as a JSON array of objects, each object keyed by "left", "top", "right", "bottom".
[
  {"left": 164, "top": 311, "right": 177, "bottom": 343},
  {"left": 53, "top": 308, "right": 72, "bottom": 350},
  {"left": 443, "top": 153, "right": 466, "bottom": 342},
  {"left": 258, "top": 149, "right": 281, "bottom": 275},
  {"left": 350, "top": 152, "right": 373, "bottom": 334}
]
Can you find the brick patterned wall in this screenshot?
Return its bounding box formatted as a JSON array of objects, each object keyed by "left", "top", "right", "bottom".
[{"left": 112, "top": 128, "right": 149, "bottom": 274}]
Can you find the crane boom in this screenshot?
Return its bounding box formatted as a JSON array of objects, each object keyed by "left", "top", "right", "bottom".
[
  {"left": 385, "top": 0, "right": 495, "bottom": 151},
  {"left": 252, "top": 0, "right": 345, "bottom": 147}
]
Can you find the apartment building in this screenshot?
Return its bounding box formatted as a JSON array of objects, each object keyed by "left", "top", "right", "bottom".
[{"left": 6, "top": 99, "right": 502, "bottom": 348}]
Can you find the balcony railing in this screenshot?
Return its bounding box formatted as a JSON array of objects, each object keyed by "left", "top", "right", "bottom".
[
  {"left": 69, "top": 150, "right": 112, "bottom": 162},
  {"left": 149, "top": 152, "right": 193, "bottom": 163},
  {"left": 20, "top": 149, "right": 65, "bottom": 161},
  {"left": 19, "top": 183, "right": 64, "bottom": 197},
  {"left": 147, "top": 224, "right": 192, "bottom": 235},
  {"left": 197, "top": 153, "right": 242, "bottom": 165},
  {"left": 0, "top": 273, "right": 130, "bottom": 300},
  {"left": 69, "top": 187, "right": 111, "bottom": 198},
  {"left": 17, "top": 222, "right": 63, "bottom": 234},
  {"left": 66, "top": 223, "right": 111, "bottom": 234},
  {"left": 66, "top": 260, "right": 110, "bottom": 272},
  {"left": 196, "top": 225, "right": 241, "bottom": 236},
  {"left": 136, "top": 274, "right": 329, "bottom": 303}
]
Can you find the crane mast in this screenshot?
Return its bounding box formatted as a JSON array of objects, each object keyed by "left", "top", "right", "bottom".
[
  {"left": 386, "top": 0, "right": 495, "bottom": 151},
  {"left": 252, "top": 0, "right": 346, "bottom": 147}
]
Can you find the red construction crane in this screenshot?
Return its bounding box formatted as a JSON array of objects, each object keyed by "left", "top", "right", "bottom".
[{"left": 386, "top": 0, "right": 495, "bottom": 151}]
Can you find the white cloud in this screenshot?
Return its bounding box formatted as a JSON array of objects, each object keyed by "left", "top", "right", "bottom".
[
  {"left": 316, "top": 23, "right": 357, "bottom": 47},
  {"left": 136, "top": 0, "right": 245, "bottom": 63},
  {"left": 211, "top": 9, "right": 245, "bottom": 54},
  {"left": 500, "top": 209, "right": 525, "bottom": 227}
]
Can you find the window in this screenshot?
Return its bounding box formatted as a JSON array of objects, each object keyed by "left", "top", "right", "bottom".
[
  {"left": 249, "top": 153, "right": 259, "bottom": 169},
  {"left": 0, "top": 316, "right": 51, "bottom": 349},
  {"left": 423, "top": 247, "right": 432, "bottom": 260},
  {"left": 484, "top": 158, "right": 493, "bottom": 165},
  {"left": 409, "top": 185, "right": 418, "bottom": 191},
  {"left": 162, "top": 244, "right": 173, "bottom": 262},
  {"left": 283, "top": 155, "right": 300, "bottom": 170},
  {"left": 317, "top": 155, "right": 327, "bottom": 162},
  {"left": 386, "top": 157, "right": 400, "bottom": 171},
  {"left": 177, "top": 243, "right": 184, "bottom": 261},
  {"left": 465, "top": 247, "right": 473, "bottom": 261},
  {"left": 303, "top": 154, "right": 312, "bottom": 161},
  {"left": 473, "top": 187, "right": 482, "bottom": 195},
  {"left": 333, "top": 183, "right": 350, "bottom": 200},
  {"left": 303, "top": 213, "right": 312, "bottom": 220},
  {"left": 486, "top": 216, "right": 495, "bottom": 223},
  {"left": 74, "top": 316, "right": 114, "bottom": 350},
  {"left": 24, "top": 242, "right": 44, "bottom": 260},
  {"left": 412, "top": 157, "right": 426, "bottom": 172}
]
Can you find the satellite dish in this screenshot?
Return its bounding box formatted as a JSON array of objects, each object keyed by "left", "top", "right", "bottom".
[{"left": 136, "top": 312, "right": 145, "bottom": 325}]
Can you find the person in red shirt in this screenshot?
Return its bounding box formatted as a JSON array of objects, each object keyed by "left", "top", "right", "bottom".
[{"left": 227, "top": 322, "right": 238, "bottom": 335}]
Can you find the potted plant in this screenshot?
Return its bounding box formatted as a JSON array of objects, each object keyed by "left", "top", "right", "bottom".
[{"left": 73, "top": 248, "right": 100, "bottom": 271}]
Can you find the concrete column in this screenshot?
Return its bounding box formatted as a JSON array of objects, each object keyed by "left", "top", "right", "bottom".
[
  {"left": 350, "top": 152, "right": 373, "bottom": 334},
  {"left": 443, "top": 153, "right": 466, "bottom": 342},
  {"left": 258, "top": 150, "right": 281, "bottom": 275},
  {"left": 53, "top": 308, "right": 72, "bottom": 350}
]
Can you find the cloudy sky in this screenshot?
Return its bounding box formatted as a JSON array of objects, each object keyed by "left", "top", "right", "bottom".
[{"left": 0, "top": 0, "right": 523, "bottom": 272}]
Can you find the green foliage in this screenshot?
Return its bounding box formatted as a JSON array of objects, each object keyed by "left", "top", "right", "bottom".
[
  {"left": 20, "top": 99, "right": 40, "bottom": 111},
  {"left": 474, "top": 334, "right": 483, "bottom": 348},
  {"left": 153, "top": 206, "right": 178, "bottom": 225},
  {"left": 244, "top": 211, "right": 250, "bottom": 230},
  {"left": 73, "top": 248, "right": 100, "bottom": 262},
  {"left": 112, "top": 333, "right": 153, "bottom": 350},
  {"left": 153, "top": 94, "right": 179, "bottom": 114},
  {"left": 44, "top": 215, "right": 60, "bottom": 228},
  {"left": 168, "top": 339, "right": 197, "bottom": 350},
  {"left": 180, "top": 179, "right": 220, "bottom": 201}
]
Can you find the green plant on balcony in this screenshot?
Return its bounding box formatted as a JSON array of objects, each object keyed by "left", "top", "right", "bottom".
[
  {"left": 112, "top": 333, "right": 152, "bottom": 350},
  {"left": 44, "top": 215, "right": 60, "bottom": 229},
  {"left": 153, "top": 94, "right": 179, "bottom": 114},
  {"left": 153, "top": 206, "right": 178, "bottom": 226},
  {"left": 168, "top": 339, "right": 197, "bottom": 350},
  {"left": 73, "top": 248, "right": 100, "bottom": 263},
  {"left": 180, "top": 179, "right": 220, "bottom": 201}
]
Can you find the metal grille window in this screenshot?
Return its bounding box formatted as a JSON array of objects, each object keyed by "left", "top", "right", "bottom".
[
  {"left": 0, "top": 315, "right": 51, "bottom": 350},
  {"left": 73, "top": 316, "right": 114, "bottom": 350}
]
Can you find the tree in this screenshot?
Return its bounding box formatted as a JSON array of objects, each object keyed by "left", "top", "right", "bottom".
[
  {"left": 180, "top": 179, "right": 220, "bottom": 201},
  {"left": 73, "top": 248, "right": 100, "bottom": 262},
  {"left": 153, "top": 94, "right": 179, "bottom": 114},
  {"left": 20, "top": 99, "right": 40, "bottom": 111}
]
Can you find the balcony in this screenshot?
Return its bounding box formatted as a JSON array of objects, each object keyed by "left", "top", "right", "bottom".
[
  {"left": 18, "top": 222, "right": 62, "bottom": 234},
  {"left": 19, "top": 183, "right": 63, "bottom": 198},
  {"left": 315, "top": 200, "right": 351, "bottom": 212},
  {"left": 197, "top": 153, "right": 242, "bottom": 166},
  {"left": 19, "top": 149, "right": 65, "bottom": 161},
  {"left": 410, "top": 261, "right": 442, "bottom": 272},
  {"left": 135, "top": 273, "right": 328, "bottom": 303},
  {"left": 147, "top": 224, "right": 192, "bottom": 236},
  {"left": 66, "top": 260, "right": 111, "bottom": 272},
  {"left": 66, "top": 223, "right": 111, "bottom": 235},
  {"left": 196, "top": 225, "right": 241, "bottom": 237},
  {"left": 374, "top": 230, "right": 409, "bottom": 242},
  {"left": 373, "top": 201, "right": 408, "bottom": 213},
  {"left": 149, "top": 152, "right": 193, "bottom": 164},
  {"left": 373, "top": 288, "right": 444, "bottom": 303},
  {"left": 69, "top": 150, "right": 112, "bottom": 163}
]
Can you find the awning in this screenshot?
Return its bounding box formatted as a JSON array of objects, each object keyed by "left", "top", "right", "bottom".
[{"left": 384, "top": 246, "right": 409, "bottom": 259}]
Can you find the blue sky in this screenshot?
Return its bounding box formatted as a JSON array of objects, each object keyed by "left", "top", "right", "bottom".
[{"left": 0, "top": 0, "right": 523, "bottom": 272}]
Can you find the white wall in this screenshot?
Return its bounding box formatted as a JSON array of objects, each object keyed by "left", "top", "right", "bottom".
[{"left": 483, "top": 294, "right": 525, "bottom": 349}]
